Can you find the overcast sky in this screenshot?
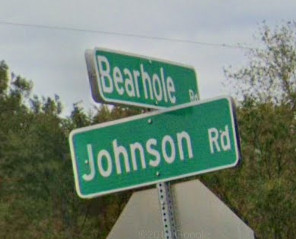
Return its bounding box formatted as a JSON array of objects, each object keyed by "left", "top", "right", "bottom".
[{"left": 1, "top": 0, "right": 296, "bottom": 115}]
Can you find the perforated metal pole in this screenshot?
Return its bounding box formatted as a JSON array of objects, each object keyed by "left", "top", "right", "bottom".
[
  {"left": 157, "top": 182, "right": 178, "bottom": 239},
  {"left": 145, "top": 107, "right": 178, "bottom": 239}
]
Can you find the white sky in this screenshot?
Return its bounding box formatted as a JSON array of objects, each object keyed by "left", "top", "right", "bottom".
[{"left": 0, "top": 0, "right": 296, "bottom": 115}]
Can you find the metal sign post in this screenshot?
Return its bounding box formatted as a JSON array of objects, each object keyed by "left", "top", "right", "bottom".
[
  {"left": 146, "top": 110, "right": 179, "bottom": 239},
  {"left": 157, "top": 182, "right": 178, "bottom": 239}
]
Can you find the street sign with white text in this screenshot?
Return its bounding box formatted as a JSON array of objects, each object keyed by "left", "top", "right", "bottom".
[
  {"left": 85, "top": 48, "right": 199, "bottom": 108},
  {"left": 69, "top": 96, "right": 241, "bottom": 198}
]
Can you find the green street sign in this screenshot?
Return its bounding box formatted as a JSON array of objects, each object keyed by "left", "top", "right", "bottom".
[
  {"left": 85, "top": 48, "right": 199, "bottom": 108},
  {"left": 69, "top": 97, "right": 241, "bottom": 198}
]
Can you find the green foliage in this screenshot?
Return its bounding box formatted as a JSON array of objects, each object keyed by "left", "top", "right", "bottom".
[
  {"left": 0, "top": 65, "right": 134, "bottom": 238},
  {"left": 0, "top": 61, "right": 9, "bottom": 95},
  {"left": 225, "top": 21, "right": 296, "bottom": 109},
  {"left": 231, "top": 103, "right": 295, "bottom": 239},
  {"left": 206, "top": 21, "right": 296, "bottom": 239}
]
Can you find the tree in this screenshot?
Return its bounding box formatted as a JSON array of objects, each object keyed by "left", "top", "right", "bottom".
[
  {"left": 0, "top": 62, "right": 136, "bottom": 238},
  {"left": 0, "top": 63, "right": 85, "bottom": 239},
  {"left": 216, "top": 21, "right": 296, "bottom": 239},
  {"left": 225, "top": 21, "right": 296, "bottom": 108}
]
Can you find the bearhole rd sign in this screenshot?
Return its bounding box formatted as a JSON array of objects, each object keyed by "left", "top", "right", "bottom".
[
  {"left": 85, "top": 48, "right": 199, "bottom": 109},
  {"left": 69, "top": 96, "right": 241, "bottom": 198}
]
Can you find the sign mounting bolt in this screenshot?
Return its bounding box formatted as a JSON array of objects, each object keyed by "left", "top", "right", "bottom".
[{"left": 148, "top": 118, "right": 152, "bottom": 124}]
